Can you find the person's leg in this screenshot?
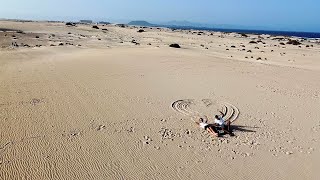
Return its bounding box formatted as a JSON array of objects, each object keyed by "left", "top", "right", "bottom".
[
  {"left": 225, "top": 121, "right": 235, "bottom": 136},
  {"left": 207, "top": 127, "right": 219, "bottom": 137},
  {"left": 227, "top": 121, "right": 231, "bottom": 132}
]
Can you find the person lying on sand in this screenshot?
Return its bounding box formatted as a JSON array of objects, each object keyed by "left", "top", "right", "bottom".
[
  {"left": 196, "top": 118, "right": 219, "bottom": 137},
  {"left": 214, "top": 111, "right": 234, "bottom": 136}
]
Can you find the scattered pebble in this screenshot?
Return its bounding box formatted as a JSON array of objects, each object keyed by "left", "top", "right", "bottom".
[
  {"left": 97, "top": 125, "right": 105, "bottom": 131},
  {"left": 285, "top": 151, "right": 293, "bottom": 155}
]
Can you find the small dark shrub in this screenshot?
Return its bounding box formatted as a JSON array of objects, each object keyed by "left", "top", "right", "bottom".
[
  {"left": 169, "top": 44, "right": 181, "bottom": 48},
  {"left": 117, "top": 24, "right": 126, "bottom": 28},
  {"left": 66, "top": 22, "right": 74, "bottom": 26},
  {"left": 287, "top": 39, "right": 301, "bottom": 45},
  {"left": 241, "top": 33, "right": 248, "bottom": 37}
]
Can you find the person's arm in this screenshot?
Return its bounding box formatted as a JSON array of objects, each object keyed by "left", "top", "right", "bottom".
[{"left": 219, "top": 110, "right": 225, "bottom": 117}]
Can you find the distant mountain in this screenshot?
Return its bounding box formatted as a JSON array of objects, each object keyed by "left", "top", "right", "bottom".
[{"left": 128, "top": 21, "right": 154, "bottom": 26}]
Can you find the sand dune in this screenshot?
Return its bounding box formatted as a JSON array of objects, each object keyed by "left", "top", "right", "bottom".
[{"left": 0, "top": 21, "right": 320, "bottom": 179}]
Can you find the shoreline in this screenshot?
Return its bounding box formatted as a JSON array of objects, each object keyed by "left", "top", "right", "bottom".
[{"left": 161, "top": 26, "right": 320, "bottom": 39}]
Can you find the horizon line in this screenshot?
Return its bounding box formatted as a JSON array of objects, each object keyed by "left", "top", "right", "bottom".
[{"left": 1, "top": 17, "right": 320, "bottom": 34}]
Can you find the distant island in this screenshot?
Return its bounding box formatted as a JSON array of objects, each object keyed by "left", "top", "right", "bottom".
[{"left": 128, "top": 21, "right": 154, "bottom": 26}]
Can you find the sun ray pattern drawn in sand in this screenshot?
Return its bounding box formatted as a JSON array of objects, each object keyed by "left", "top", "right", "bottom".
[
  {"left": 220, "top": 102, "right": 240, "bottom": 123},
  {"left": 171, "top": 99, "right": 240, "bottom": 123}
]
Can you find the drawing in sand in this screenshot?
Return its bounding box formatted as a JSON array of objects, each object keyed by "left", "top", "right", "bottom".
[{"left": 172, "top": 99, "right": 239, "bottom": 138}]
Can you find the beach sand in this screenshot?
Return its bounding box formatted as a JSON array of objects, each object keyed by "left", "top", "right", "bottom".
[{"left": 1, "top": 21, "right": 320, "bottom": 179}]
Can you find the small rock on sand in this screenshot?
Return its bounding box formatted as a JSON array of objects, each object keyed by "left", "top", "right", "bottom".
[
  {"left": 97, "top": 125, "right": 105, "bottom": 131},
  {"left": 285, "top": 151, "right": 293, "bottom": 155}
]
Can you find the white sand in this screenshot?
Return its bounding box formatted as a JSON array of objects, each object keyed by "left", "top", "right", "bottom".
[{"left": 0, "top": 21, "right": 320, "bottom": 179}]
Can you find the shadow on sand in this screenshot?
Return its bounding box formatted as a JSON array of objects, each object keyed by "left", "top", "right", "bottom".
[{"left": 231, "top": 125, "right": 258, "bottom": 133}]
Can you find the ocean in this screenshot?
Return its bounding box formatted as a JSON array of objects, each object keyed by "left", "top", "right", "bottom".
[{"left": 166, "top": 26, "right": 320, "bottom": 39}]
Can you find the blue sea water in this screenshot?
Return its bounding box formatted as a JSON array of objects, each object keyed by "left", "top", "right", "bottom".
[{"left": 166, "top": 26, "right": 320, "bottom": 39}]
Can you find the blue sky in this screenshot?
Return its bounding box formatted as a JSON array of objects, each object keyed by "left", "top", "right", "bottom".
[{"left": 0, "top": 0, "right": 319, "bottom": 32}]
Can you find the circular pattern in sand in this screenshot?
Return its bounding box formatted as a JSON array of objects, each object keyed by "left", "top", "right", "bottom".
[{"left": 171, "top": 99, "right": 240, "bottom": 123}]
